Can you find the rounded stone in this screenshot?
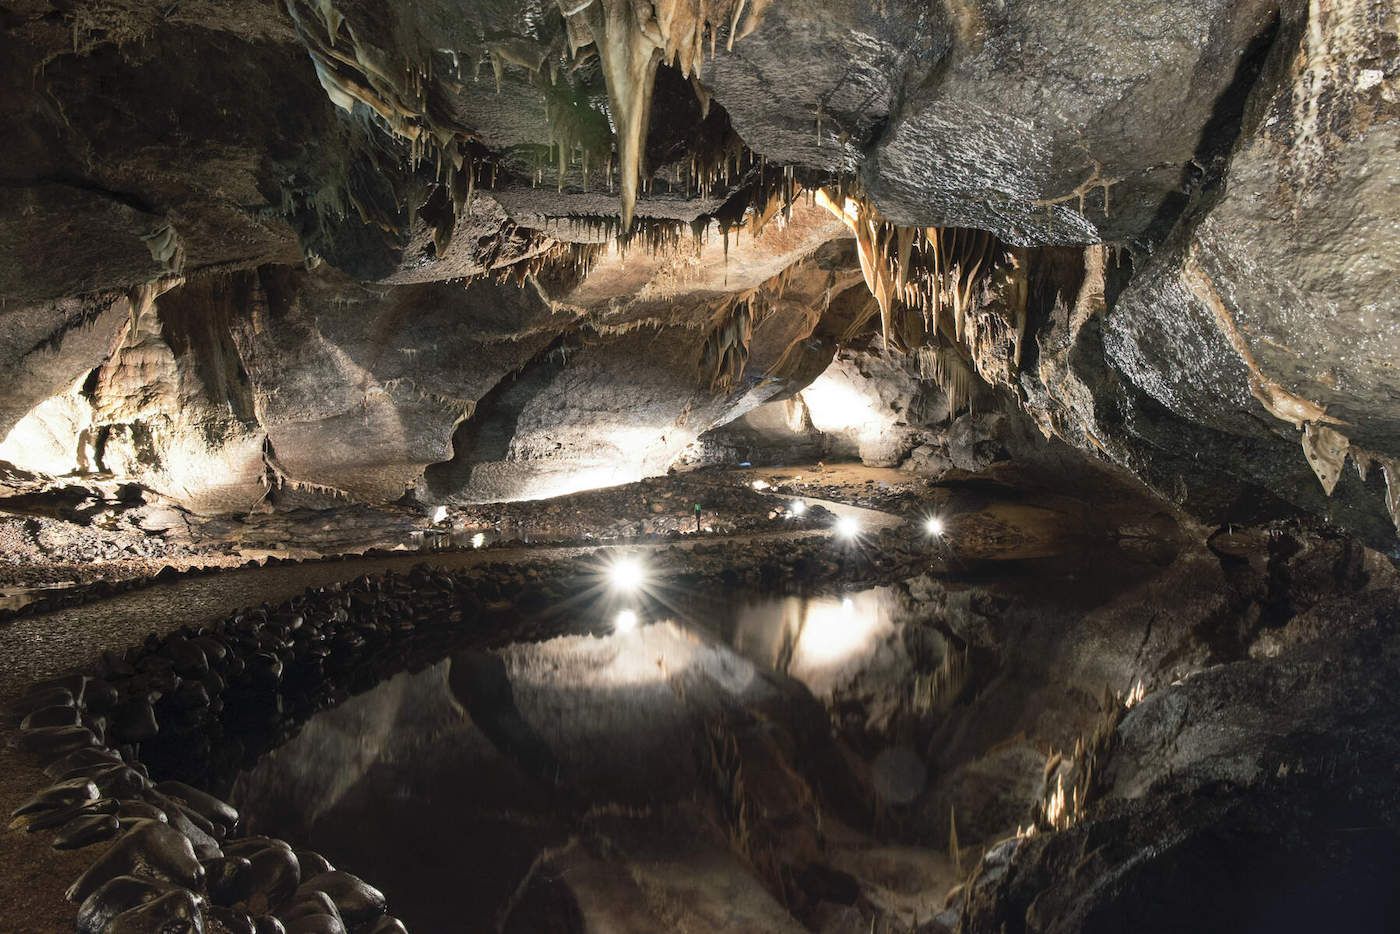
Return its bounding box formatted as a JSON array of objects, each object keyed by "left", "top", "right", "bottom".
[
  {"left": 208, "top": 905, "right": 258, "bottom": 934},
  {"left": 10, "top": 776, "right": 98, "bottom": 818},
  {"left": 19, "top": 704, "right": 81, "bottom": 730},
  {"left": 76, "top": 875, "right": 180, "bottom": 934},
  {"left": 204, "top": 854, "right": 253, "bottom": 906},
  {"left": 300, "top": 871, "right": 386, "bottom": 926},
  {"left": 66, "top": 820, "right": 204, "bottom": 904},
  {"left": 106, "top": 888, "right": 204, "bottom": 934},
  {"left": 157, "top": 780, "right": 239, "bottom": 830},
  {"left": 53, "top": 812, "right": 121, "bottom": 849}
]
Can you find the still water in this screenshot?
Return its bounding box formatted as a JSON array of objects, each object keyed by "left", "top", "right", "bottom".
[{"left": 225, "top": 587, "right": 910, "bottom": 932}]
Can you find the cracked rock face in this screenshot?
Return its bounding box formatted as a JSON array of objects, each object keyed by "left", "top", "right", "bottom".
[{"left": 0, "top": 0, "right": 1396, "bottom": 551}]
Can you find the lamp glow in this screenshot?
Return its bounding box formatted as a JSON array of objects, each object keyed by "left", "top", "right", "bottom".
[
  {"left": 470, "top": 532, "right": 486, "bottom": 549},
  {"left": 790, "top": 500, "right": 808, "bottom": 516},
  {"left": 614, "top": 609, "right": 639, "bottom": 633},
  {"left": 924, "top": 516, "right": 945, "bottom": 537},
  {"left": 609, "top": 556, "right": 646, "bottom": 591},
  {"left": 835, "top": 516, "right": 861, "bottom": 539}
]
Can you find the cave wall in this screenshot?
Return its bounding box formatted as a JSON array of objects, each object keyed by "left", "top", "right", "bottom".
[
  {"left": 1020, "top": 2, "right": 1400, "bottom": 550},
  {"left": 0, "top": 229, "right": 861, "bottom": 511}
]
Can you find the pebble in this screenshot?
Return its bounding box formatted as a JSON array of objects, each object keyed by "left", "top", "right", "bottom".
[
  {"left": 105, "top": 888, "right": 204, "bottom": 934},
  {"left": 242, "top": 844, "right": 301, "bottom": 915},
  {"left": 115, "top": 800, "right": 168, "bottom": 828},
  {"left": 53, "top": 813, "right": 121, "bottom": 849},
  {"left": 89, "top": 763, "right": 150, "bottom": 798},
  {"left": 66, "top": 820, "right": 204, "bottom": 903},
  {"left": 76, "top": 875, "right": 182, "bottom": 934},
  {"left": 15, "top": 686, "right": 75, "bottom": 712},
  {"left": 299, "top": 871, "right": 386, "bottom": 925},
  {"left": 109, "top": 699, "right": 159, "bottom": 743},
  {"left": 22, "top": 797, "right": 118, "bottom": 833},
  {"left": 20, "top": 704, "right": 82, "bottom": 730},
  {"left": 158, "top": 779, "right": 240, "bottom": 830},
  {"left": 283, "top": 890, "right": 340, "bottom": 924},
  {"left": 209, "top": 904, "right": 258, "bottom": 934},
  {"left": 205, "top": 854, "right": 253, "bottom": 906},
  {"left": 11, "top": 776, "right": 98, "bottom": 818},
  {"left": 283, "top": 914, "right": 346, "bottom": 934},
  {"left": 42, "top": 745, "right": 122, "bottom": 779},
  {"left": 293, "top": 850, "right": 333, "bottom": 877},
  {"left": 19, "top": 724, "right": 97, "bottom": 756},
  {"left": 160, "top": 798, "right": 223, "bottom": 859}
]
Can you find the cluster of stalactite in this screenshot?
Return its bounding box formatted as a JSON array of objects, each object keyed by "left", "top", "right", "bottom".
[
  {"left": 284, "top": 0, "right": 772, "bottom": 273},
  {"left": 557, "top": 0, "right": 772, "bottom": 227},
  {"left": 698, "top": 291, "right": 759, "bottom": 392},
  {"left": 815, "top": 189, "right": 1030, "bottom": 416},
  {"left": 1017, "top": 682, "right": 1142, "bottom": 843},
  {"left": 514, "top": 166, "right": 807, "bottom": 301},
  {"left": 693, "top": 258, "right": 808, "bottom": 392}
]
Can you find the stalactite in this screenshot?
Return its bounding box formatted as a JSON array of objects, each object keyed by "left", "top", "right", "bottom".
[
  {"left": 698, "top": 290, "right": 759, "bottom": 392},
  {"left": 815, "top": 187, "right": 1028, "bottom": 416},
  {"left": 555, "top": 0, "right": 769, "bottom": 228}
]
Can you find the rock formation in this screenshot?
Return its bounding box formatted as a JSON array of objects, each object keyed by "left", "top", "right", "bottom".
[
  {"left": 3, "top": 0, "right": 1394, "bottom": 551},
  {"left": 1, "top": 7, "right": 1398, "bottom": 925}
]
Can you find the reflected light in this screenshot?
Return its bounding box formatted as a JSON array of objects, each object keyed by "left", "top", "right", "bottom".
[
  {"left": 614, "top": 609, "right": 639, "bottom": 633},
  {"left": 924, "top": 515, "right": 945, "bottom": 537},
  {"left": 751, "top": 479, "right": 771, "bottom": 491},
  {"left": 798, "top": 595, "right": 877, "bottom": 664},
  {"left": 835, "top": 516, "right": 861, "bottom": 539},
  {"left": 432, "top": 505, "right": 448, "bottom": 524},
  {"left": 609, "top": 556, "right": 646, "bottom": 591}
]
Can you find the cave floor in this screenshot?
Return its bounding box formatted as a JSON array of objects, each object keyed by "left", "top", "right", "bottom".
[{"left": 0, "top": 463, "right": 913, "bottom": 592}]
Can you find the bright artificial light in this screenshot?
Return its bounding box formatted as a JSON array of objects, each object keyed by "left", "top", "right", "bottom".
[
  {"left": 614, "top": 609, "right": 639, "bottom": 633},
  {"left": 790, "top": 500, "right": 808, "bottom": 516},
  {"left": 609, "top": 556, "right": 646, "bottom": 591},
  {"left": 432, "top": 505, "right": 448, "bottom": 524},
  {"left": 801, "top": 373, "right": 878, "bottom": 433},
  {"left": 924, "top": 516, "right": 945, "bottom": 537},
  {"left": 835, "top": 516, "right": 860, "bottom": 539},
  {"left": 470, "top": 532, "right": 486, "bottom": 549}
]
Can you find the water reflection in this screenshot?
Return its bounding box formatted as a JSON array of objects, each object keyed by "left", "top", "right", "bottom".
[
  {"left": 0, "top": 581, "right": 80, "bottom": 613},
  {"left": 725, "top": 588, "right": 902, "bottom": 698},
  {"left": 226, "top": 587, "right": 901, "bottom": 932}
]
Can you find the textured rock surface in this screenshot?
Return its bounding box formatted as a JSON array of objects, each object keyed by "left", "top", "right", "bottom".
[
  {"left": 1019, "top": 2, "right": 1400, "bottom": 551},
  {"left": 959, "top": 585, "right": 1400, "bottom": 933},
  {"left": 0, "top": 0, "right": 1396, "bottom": 548}
]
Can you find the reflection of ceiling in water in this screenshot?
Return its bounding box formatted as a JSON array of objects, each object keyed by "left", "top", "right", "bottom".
[
  {"left": 225, "top": 587, "right": 909, "bottom": 929},
  {"left": 728, "top": 587, "right": 904, "bottom": 698}
]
